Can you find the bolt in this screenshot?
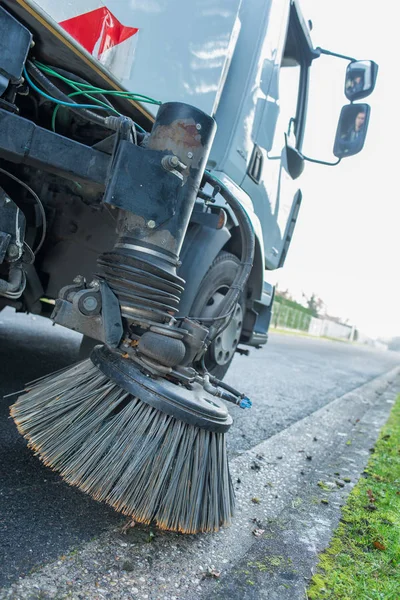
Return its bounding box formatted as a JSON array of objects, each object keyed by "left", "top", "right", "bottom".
[
  {"left": 4, "top": 196, "right": 11, "bottom": 204},
  {"left": 196, "top": 123, "right": 201, "bottom": 130},
  {"left": 161, "top": 155, "right": 180, "bottom": 171},
  {"left": 7, "top": 244, "right": 20, "bottom": 258},
  {"left": 73, "top": 275, "right": 85, "bottom": 284},
  {"left": 30, "top": 39, "right": 35, "bottom": 48},
  {"left": 82, "top": 296, "right": 98, "bottom": 312},
  {"left": 187, "top": 152, "right": 193, "bottom": 159},
  {"left": 89, "top": 279, "right": 100, "bottom": 290},
  {"left": 147, "top": 220, "right": 156, "bottom": 229}
]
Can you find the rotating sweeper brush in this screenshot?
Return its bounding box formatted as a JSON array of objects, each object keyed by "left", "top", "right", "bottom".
[{"left": 11, "top": 102, "right": 254, "bottom": 534}]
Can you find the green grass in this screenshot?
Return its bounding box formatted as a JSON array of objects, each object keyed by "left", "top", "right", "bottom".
[{"left": 308, "top": 394, "right": 400, "bottom": 600}]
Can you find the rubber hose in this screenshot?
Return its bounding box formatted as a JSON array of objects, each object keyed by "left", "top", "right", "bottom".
[
  {"left": 202, "top": 172, "right": 255, "bottom": 319},
  {"left": 0, "top": 265, "right": 24, "bottom": 293},
  {"left": 26, "top": 61, "right": 109, "bottom": 128}
]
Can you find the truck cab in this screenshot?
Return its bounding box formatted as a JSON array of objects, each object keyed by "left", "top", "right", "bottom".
[{"left": 0, "top": 0, "right": 377, "bottom": 376}]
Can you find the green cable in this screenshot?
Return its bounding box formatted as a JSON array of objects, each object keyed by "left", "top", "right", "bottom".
[
  {"left": 35, "top": 61, "right": 161, "bottom": 105},
  {"left": 51, "top": 89, "right": 159, "bottom": 131},
  {"left": 67, "top": 87, "right": 161, "bottom": 104},
  {"left": 52, "top": 90, "right": 120, "bottom": 131},
  {"left": 33, "top": 61, "right": 156, "bottom": 133}
]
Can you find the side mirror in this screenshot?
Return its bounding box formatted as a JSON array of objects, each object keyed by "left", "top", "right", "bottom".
[
  {"left": 283, "top": 134, "right": 305, "bottom": 179},
  {"left": 333, "top": 103, "right": 370, "bottom": 158},
  {"left": 345, "top": 60, "right": 378, "bottom": 101}
]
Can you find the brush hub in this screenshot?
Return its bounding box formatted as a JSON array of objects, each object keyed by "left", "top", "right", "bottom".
[{"left": 91, "top": 345, "right": 232, "bottom": 433}]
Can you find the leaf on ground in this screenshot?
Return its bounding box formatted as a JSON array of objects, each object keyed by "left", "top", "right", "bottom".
[
  {"left": 318, "top": 481, "right": 335, "bottom": 491},
  {"left": 253, "top": 528, "right": 265, "bottom": 537},
  {"left": 251, "top": 497, "right": 261, "bottom": 504},
  {"left": 206, "top": 567, "right": 221, "bottom": 578},
  {"left": 121, "top": 519, "right": 136, "bottom": 534},
  {"left": 373, "top": 540, "right": 386, "bottom": 551},
  {"left": 147, "top": 531, "right": 155, "bottom": 542},
  {"left": 367, "top": 489, "right": 376, "bottom": 502}
]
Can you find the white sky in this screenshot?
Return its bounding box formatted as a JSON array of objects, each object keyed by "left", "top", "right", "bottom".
[{"left": 270, "top": 0, "right": 400, "bottom": 339}]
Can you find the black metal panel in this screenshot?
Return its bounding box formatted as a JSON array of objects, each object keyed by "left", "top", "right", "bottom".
[
  {"left": 103, "top": 141, "right": 181, "bottom": 227},
  {"left": 0, "top": 6, "right": 32, "bottom": 90},
  {"left": 0, "top": 109, "right": 109, "bottom": 187}
]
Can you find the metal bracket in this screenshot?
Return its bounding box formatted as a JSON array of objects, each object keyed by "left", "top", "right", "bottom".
[{"left": 52, "top": 279, "right": 123, "bottom": 347}]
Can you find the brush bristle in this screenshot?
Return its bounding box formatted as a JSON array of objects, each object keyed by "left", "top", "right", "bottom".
[{"left": 10, "top": 360, "right": 234, "bottom": 533}]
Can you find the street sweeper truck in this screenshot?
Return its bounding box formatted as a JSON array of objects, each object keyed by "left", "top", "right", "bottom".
[{"left": 2, "top": 0, "right": 377, "bottom": 533}]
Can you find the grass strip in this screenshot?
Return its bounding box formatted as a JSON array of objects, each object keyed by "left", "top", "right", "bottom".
[{"left": 308, "top": 394, "right": 400, "bottom": 599}]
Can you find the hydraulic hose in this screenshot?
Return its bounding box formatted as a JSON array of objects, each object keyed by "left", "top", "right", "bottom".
[
  {"left": 0, "top": 265, "right": 25, "bottom": 299},
  {"left": 26, "top": 61, "right": 109, "bottom": 128},
  {"left": 202, "top": 172, "right": 255, "bottom": 321}
]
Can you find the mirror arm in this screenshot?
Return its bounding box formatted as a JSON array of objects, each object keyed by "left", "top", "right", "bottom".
[
  {"left": 300, "top": 153, "right": 341, "bottom": 167},
  {"left": 314, "top": 47, "right": 357, "bottom": 62}
]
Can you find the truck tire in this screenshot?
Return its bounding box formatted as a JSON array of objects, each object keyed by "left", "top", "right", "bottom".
[{"left": 190, "top": 251, "right": 244, "bottom": 379}]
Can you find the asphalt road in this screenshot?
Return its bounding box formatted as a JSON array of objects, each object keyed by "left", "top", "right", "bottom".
[{"left": 1, "top": 308, "right": 399, "bottom": 587}]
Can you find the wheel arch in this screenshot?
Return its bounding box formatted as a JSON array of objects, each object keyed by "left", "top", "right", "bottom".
[
  {"left": 222, "top": 224, "right": 264, "bottom": 342},
  {"left": 177, "top": 222, "right": 231, "bottom": 317},
  {"left": 178, "top": 218, "right": 265, "bottom": 344}
]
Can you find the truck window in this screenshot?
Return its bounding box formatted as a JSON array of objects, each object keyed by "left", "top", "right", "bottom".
[{"left": 269, "top": 23, "right": 304, "bottom": 157}]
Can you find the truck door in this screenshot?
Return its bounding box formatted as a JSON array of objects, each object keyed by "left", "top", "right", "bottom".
[{"left": 240, "top": 3, "right": 310, "bottom": 270}]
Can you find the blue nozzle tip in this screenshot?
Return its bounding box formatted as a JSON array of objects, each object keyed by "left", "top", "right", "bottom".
[{"left": 239, "top": 397, "right": 252, "bottom": 409}]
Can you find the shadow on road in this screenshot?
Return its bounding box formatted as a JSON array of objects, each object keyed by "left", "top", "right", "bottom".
[{"left": 0, "top": 309, "right": 122, "bottom": 587}]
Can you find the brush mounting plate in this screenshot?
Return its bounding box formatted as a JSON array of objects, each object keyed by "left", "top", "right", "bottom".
[{"left": 91, "top": 346, "right": 233, "bottom": 433}]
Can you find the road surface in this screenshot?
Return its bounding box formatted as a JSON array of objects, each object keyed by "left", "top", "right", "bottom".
[{"left": 1, "top": 308, "right": 399, "bottom": 587}]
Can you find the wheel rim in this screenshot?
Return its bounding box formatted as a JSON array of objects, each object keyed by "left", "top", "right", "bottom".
[{"left": 201, "top": 286, "right": 243, "bottom": 366}]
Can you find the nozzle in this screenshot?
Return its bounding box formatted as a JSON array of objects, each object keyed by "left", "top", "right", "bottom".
[{"left": 239, "top": 397, "right": 252, "bottom": 409}]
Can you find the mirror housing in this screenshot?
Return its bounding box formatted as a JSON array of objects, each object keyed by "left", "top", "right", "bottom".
[
  {"left": 345, "top": 60, "right": 378, "bottom": 101},
  {"left": 283, "top": 135, "right": 305, "bottom": 179},
  {"left": 333, "top": 103, "right": 370, "bottom": 158}
]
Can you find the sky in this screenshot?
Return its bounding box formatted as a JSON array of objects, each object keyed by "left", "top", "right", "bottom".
[{"left": 268, "top": 0, "right": 399, "bottom": 339}]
